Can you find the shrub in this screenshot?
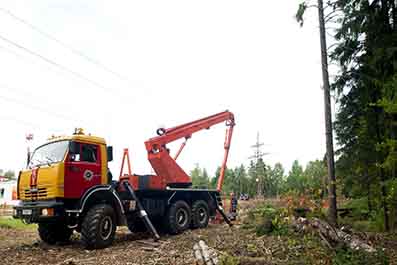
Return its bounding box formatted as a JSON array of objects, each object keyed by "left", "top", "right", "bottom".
[
  {"left": 333, "top": 247, "right": 388, "bottom": 265},
  {"left": 244, "top": 204, "right": 289, "bottom": 236}
]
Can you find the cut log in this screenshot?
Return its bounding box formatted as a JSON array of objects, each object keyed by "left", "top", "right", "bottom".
[
  {"left": 293, "top": 217, "right": 375, "bottom": 253},
  {"left": 193, "top": 240, "right": 218, "bottom": 265}
]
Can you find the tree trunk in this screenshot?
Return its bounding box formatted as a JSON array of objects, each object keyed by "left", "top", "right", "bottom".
[
  {"left": 392, "top": 0, "right": 397, "bottom": 29},
  {"left": 293, "top": 217, "right": 376, "bottom": 253},
  {"left": 375, "top": 110, "right": 390, "bottom": 231},
  {"left": 365, "top": 166, "right": 372, "bottom": 212},
  {"left": 318, "top": 0, "right": 338, "bottom": 226}
]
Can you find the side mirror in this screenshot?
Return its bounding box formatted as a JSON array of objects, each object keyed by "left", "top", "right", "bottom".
[
  {"left": 69, "top": 141, "right": 80, "bottom": 154},
  {"left": 107, "top": 146, "right": 113, "bottom": 162}
]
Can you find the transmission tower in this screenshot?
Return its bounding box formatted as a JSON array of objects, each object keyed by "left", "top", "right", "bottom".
[{"left": 249, "top": 132, "right": 268, "bottom": 198}]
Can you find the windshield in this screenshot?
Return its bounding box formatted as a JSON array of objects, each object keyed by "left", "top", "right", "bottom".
[{"left": 29, "top": 140, "right": 69, "bottom": 168}]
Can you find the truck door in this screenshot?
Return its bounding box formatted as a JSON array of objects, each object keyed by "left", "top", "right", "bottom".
[{"left": 64, "top": 142, "right": 102, "bottom": 198}]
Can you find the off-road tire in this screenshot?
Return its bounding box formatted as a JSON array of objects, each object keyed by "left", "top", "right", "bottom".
[
  {"left": 191, "top": 200, "right": 210, "bottom": 229},
  {"left": 127, "top": 212, "right": 147, "bottom": 233},
  {"left": 81, "top": 204, "right": 116, "bottom": 249},
  {"left": 38, "top": 223, "right": 73, "bottom": 245},
  {"left": 166, "top": 200, "right": 191, "bottom": 234}
]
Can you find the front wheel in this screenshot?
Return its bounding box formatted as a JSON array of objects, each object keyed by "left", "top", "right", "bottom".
[
  {"left": 81, "top": 204, "right": 116, "bottom": 249},
  {"left": 38, "top": 223, "right": 73, "bottom": 245}
]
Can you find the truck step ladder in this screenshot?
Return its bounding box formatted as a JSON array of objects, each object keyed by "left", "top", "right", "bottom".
[
  {"left": 122, "top": 181, "right": 160, "bottom": 241},
  {"left": 214, "top": 193, "right": 233, "bottom": 227}
]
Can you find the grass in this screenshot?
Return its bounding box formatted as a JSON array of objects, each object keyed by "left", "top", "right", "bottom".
[{"left": 0, "top": 217, "right": 36, "bottom": 230}]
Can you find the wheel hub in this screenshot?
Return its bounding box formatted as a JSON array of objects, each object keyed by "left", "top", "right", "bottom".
[
  {"left": 176, "top": 208, "right": 188, "bottom": 227},
  {"left": 100, "top": 216, "right": 113, "bottom": 240},
  {"left": 198, "top": 208, "right": 207, "bottom": 223}
]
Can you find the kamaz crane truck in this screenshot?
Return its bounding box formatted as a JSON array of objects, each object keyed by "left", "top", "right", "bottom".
[{"left": 13, "top": 111, "right": 235, "bottom": 249}]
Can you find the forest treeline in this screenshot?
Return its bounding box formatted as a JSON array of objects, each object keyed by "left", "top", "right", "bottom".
[
  {"left": 330, "top": 0, "right": 397, "bottom": 231},
  {"left": 190, "top": 158, "right": 327, "bottom": 198}
]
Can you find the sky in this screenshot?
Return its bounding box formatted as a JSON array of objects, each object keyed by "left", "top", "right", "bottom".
[{"left": 0, "top": 1, "right": 332, "bottom": 177}]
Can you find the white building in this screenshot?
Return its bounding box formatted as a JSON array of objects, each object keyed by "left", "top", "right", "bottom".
[{"left": 0, "top": 179, "right": 18, "bottom": 206}]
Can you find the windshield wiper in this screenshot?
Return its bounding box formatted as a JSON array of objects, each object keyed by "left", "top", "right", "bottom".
[
  {"left": 45, "top": 156, "right": 55, "bottom": 166},
  {"left": 29, "top": 158, "right": 45, "bottom": 168}
]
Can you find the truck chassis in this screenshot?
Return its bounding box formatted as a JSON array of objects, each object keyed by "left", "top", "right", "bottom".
[{"left": 14, "top": 180, "right": 229, "bottom": 249}]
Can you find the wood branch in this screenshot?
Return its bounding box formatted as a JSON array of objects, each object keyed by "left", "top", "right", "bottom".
[
  {"left": 135, "top": 239, "right": 161, "bottom": 248},
  {"left": 318, "top": 230, "right": 333, "bottom": 249},
  {"left": 293, "top": 217, "right": 376, "bottom": 253}
]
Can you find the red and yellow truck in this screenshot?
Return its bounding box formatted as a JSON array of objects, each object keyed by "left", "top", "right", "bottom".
[{"left": 13, "top": 111, "right": 235, "bottom": 249}]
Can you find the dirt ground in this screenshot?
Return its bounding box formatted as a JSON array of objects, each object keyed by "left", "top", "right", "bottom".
[
  {"left": 0, "top": 224, "right": 251, "bottom": 265},
  {"left": 0, "top": 200, "right": 396, "bottom": 265}
]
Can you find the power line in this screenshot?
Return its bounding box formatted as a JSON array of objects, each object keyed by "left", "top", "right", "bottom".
[
  {"left": 0, "top": 7, "right": 131, "bottom": 83},
  {"left": 0, "top": 92, "right": 85, "bottom": 124},
  {"left": 0, "top": 34, "right": 113, "bottom": 93},
  {"left": 0, "top": 115, "right": 40, "bottom": 128}
]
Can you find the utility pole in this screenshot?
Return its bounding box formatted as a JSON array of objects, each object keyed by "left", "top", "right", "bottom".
[
  {"left": 318, "top": 0, "right": 337, "bottom": 226},
  {"left": 249, "top": 132, "right": 267, "bottom": 198},
  {"left": 25, "top": 133, "right": 34, "bottom": 166}
]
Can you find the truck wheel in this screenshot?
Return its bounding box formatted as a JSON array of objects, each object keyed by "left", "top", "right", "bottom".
[
  {"left": 81, "top": 204, "right": 116, "bottom": 249},
  {"left": 191, "top": 200, "right": 210, "bottom": 229},
  {"left": 38, "top": 223, "right": 73, "bottom": 245},
  {"left": 127, "top": 213, "right": 147, "bottom": 233},
  {"left": 166, "top": 200, "right": 191, "bottom": 234}
]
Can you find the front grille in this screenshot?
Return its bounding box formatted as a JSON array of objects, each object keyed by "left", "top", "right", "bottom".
[{"left": 24, "top": 187, "right": 47, "bottom": 200}]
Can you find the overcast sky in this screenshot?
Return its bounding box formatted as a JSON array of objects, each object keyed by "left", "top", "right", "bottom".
[{"left": 0, "top": 1, "right": 330, "bottom": 177}]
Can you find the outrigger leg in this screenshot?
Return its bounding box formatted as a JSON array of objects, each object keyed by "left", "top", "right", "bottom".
[{"left": 122, "top": 181, "right": 160, "bottom": 241}]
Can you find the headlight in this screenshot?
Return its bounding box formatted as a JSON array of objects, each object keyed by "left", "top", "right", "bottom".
[
  {"left": 42, "top": 208, "right": 48, "bottom": 216},
  {"left": 41, "top": 208, "right": 54, "bottom": 216}
]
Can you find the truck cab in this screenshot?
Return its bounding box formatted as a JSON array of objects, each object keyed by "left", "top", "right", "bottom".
[
  {"left": 13, "top": 129, "right": 121, "bottom": 247},
  {"left": 18, "top": 131, "right": 112, "bottom": 202}
]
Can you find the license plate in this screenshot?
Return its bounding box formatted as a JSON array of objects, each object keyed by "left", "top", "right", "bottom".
[{"left": 22, "top": 209, "right": 32, "bottom": 215}]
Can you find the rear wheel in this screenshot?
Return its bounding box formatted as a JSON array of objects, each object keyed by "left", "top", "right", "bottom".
[
  {"left": 166, "top": 200, "right": 191, "bottom": 234},
  {"left": 38, "top": 223, "right": 73, "bottom": 245},
  {"left": 81, "top": 204, "right": 116, "bottom": 249},
  {"left": 191, "top": 200, "right": 210, "bottom": 229}
]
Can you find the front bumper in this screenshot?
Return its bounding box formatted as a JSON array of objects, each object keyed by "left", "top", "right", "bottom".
[{"left": 13, "top": 200, "right": 65, "bottom": 223}]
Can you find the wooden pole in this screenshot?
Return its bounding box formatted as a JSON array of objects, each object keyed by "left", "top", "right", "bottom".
[{"left": 317, "top": 0, "right": 337, "bottom": 226}]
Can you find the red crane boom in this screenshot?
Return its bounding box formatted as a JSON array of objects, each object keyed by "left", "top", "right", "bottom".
[{"left": 144, "top": 110, "right": 235, "bottom": 191}]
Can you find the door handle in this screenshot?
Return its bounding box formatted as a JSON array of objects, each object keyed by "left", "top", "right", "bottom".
[{"left": 69, "top": 165, "right": 80, "bottom": 172}]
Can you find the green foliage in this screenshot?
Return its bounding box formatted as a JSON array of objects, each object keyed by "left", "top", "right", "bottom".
[
  {"left": 193, "top": 157, "right": 329, "bottom": 199},
  {"left": 207, "top": 159, "right": 286, "bottom": 197},
  {"left": 219, "top": 254, "right": 239, "bottom": 265},
  {"left": 333, "top": 247, "right": 388, "bottom": 265},
  {"left": 295, "top": 2, "right": 307, "bottom": 26},
  {"left": 331, "top": 0, "right": 397, "bottom": 230},
  {"left": 339, "top": 198, "right": 386, "bottom": 232},
  {"left": 190, "top": 164, "right": 210, "bottom": 188},
  {"left": 283, "top": 160, "right": 327, "bottom": 196},
  {"left": 285, "top": 160, "right": 305, "bottom": 193},
  {"left": 343, "top": 197, "right": 369, "bottom": 215},
  {"left": 0, "top": 217, "right": 35, "bottom": 230},
  {"left": 245, "top": 204, "right": 289, "bottom": 236},
  {"left": 0, "top": 169, "right": 15, "bottom": 180}
]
